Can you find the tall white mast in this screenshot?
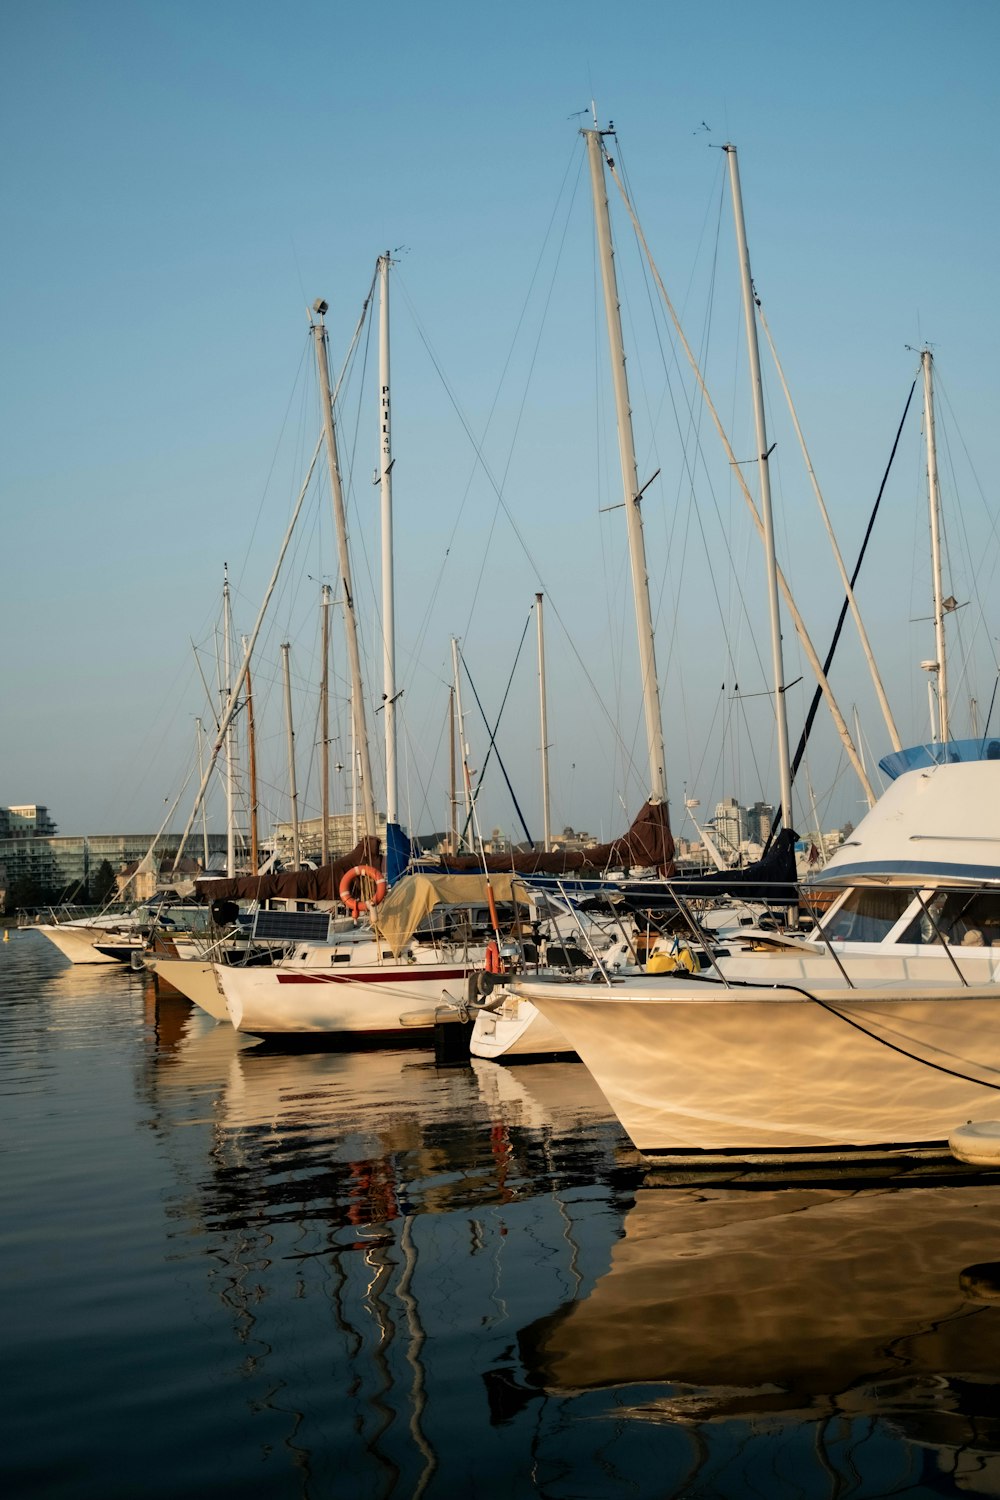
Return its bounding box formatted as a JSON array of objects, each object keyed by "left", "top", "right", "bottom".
[
  {"left": 281, "top": 641, "right": 300, "bottom": 870},
  {"left": 724, "top": 143, "right": 794, "bottom": 832},
  {"left": 195, "top": 717, "right": 210, "bottom": 870},
  {"left": 584, "top": 127, "right": 668, "bottom": 807},
  {"left": 378, "top": 253, "right": 399, "bottom": 827},
  {"left": 853, "top": 705, "right": 869, "bottom": 787},
  {"left": 171, "top": 437, "right": 325, "bottom": 872},
  {"left": 351, "top": 711, "right": 358, "bottom": 846},
  {"left": 243, "top": 637, "right": 259, "bottom": 875},
  {"left": 320, "top": 584, "right": 331, "bottom": 866},
  {"left": 535, "top": 592, "right": 552, "bottom": 851},
  {"left": 222, "top": 564, "right": 237, "bottom": 875},
  {"left": 311, "top": 300, "right": 378, "bottom": 838},
  {"left": 922, "top": 349, "right": 949, "bottom": 743},
  {"left": 451, "top": 637, "right": 473, "bottom": 848},
  {"left": 602, "top": 154, "right": 875, "bottom": 806},
  {"left": 448, "top": 686, "right": 458, "bottom": 854}
]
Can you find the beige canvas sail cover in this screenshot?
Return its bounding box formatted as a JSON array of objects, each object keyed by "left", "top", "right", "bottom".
[{"left": 371, "top": 871, "right": 526, "bottom": 957}]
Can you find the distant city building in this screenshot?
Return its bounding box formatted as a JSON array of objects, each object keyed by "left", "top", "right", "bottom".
[
  {"left": 0, "top": 803, "right": 230, "bottom": 908},
  {"left": 0, "top": 804, "right": 62, "bottom": 901},
  {"left": 549, "top": 828, "right": 597, "bottom": 854},
  {"left": 117, "top": 854, "right": 208, "bottom": 902},
  {"left": 746, "top": 800, "right": 775, "bottom": 845},
  {"left": 273, "top": 811, "right": 389, "bottom": 864},
  {"left": 0, "top": 804, "right": 57, "bottom": 838},
  {"left": 712, "top": 797, "right": 748, "bottom": 859},
  {"left": 271, "top": 815, "right": 601, "bottom": 863},
  {"left": 692, "top": 795, "right": 845, "bottom": 870}
]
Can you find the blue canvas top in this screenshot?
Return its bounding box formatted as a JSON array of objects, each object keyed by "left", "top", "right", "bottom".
[{"left": 879, "top": 737, "right": 1000, "bottom": 780}]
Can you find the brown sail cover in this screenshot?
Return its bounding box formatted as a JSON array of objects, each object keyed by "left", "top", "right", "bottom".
[
  {"left": 193, "top": 801, "right": 675, "bottom": 903},
  {"left": 193, "top": 836, "right": 382, "bottom": 904},
  {"left": 433, "top": 800, "right": 674, "bottom": 878}
]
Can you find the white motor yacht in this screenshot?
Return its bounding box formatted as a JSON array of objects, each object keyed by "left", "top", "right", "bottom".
[{"left": 515, "top": 753, "right": 1000, "bottom": 1165}]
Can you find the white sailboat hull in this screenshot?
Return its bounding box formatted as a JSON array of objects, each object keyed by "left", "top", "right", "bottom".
[
  {"left": 218, "top": 960, "right": 477, "bottom": 1040},
  {"left": 34, "top": 923, "right": 130, "bottom": 965},
  {"left": 145, "top": 956, "right": 231, "bottom": 1021},
  {"left": 467, "top": 914, "right": 790, "bottom": 1063},
  {"left": 469, "top": 993, "right": 573, "bottom": 1060},
  {"left": 519, "top": 967, "right": 1000, "bottom": 1161}
]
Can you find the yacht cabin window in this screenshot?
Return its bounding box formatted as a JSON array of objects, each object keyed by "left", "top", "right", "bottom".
[
  {"left": 822, "top": 887, "right": 1000, "bottom": 946},
  {"left": 898, "top": 890, "right": 1000, "bottom": 947},
  {"left": 821, "top": 889, "right": 911, "bottom": 943}
]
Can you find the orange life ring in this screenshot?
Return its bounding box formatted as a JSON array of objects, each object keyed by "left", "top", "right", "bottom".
[
  {"left": 339, "top": 864, "right": 387, "bottom": 917},
  {"left": 485, "top": 939, "right": 504, "bottom": 975}
]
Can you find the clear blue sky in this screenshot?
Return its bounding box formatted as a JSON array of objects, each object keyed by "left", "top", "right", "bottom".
[{"left": 3, "top": 0, "right": 999, "bottom": 848}]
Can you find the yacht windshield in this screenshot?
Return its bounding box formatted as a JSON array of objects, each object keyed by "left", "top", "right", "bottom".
[
  {"left": 898, "top": 890, "right": 1000, "bottom": 947},
  {"left": 820, "top": 889, "right": 912, "bottom": 943}
]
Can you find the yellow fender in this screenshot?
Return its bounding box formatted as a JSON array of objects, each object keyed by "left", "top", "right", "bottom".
[{"left": 646, "top": 945, "right": 696, "bottom": 974}]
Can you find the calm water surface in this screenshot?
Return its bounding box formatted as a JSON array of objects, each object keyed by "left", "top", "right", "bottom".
[{"left": 4, "top": 929, "right": 1000, "bottom": 1498}]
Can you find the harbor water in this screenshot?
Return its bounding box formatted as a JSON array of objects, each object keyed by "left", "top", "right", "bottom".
[{"left": 4, "top": 928, "right": 1000, "bottom": 1498}]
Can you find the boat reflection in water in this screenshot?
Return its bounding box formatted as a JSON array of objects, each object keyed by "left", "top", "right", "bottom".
[
  {"left": 134, "top": 1001, "right": 1000, "bottom": 1498},
  {"left": 137, "top": 1010, "right": 642, "bottom": 1495},
  {"left": 516, "top": 1182, "right": 1000, "bottom": 1495}
]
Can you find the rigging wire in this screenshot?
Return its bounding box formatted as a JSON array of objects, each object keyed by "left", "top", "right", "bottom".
[
  {"left": 392, "top": 139, "right": 585, "bottom": 680},
  {"left": 397, "top": 690, "right": 452, "bottom": 845},
  {"left": 457, "top": 614, "right": 536, "bottom": 848},
  {"left": 235, "top": 335, "right": 312, "bottom": 592},
  {"left": 765, "top": 378, "right": 918, "bottom": 846},
  {"left": 932, "top": 368, "right": 1000, "bottom": 730},
  {"left": 605, "top": 141, "right": 874, "bottom": 811},
  {"left": 390, "top": 162, "right": 657, "bottom": 803}
]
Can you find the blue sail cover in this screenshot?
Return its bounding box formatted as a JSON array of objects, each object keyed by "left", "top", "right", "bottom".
[
  {"left": 879, "top": 737, "right": 1000, "bottom": 780},
  {"left": 384, "top": 820, "right": 412, "bottom": 888}
]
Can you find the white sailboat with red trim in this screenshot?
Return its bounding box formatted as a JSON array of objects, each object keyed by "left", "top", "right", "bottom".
[
  {"left": 215, "top": 265, "right": 495, "bottom": 1042},
  {"left": 214, "top": 867, "right": 522, "bottom": 1040}
]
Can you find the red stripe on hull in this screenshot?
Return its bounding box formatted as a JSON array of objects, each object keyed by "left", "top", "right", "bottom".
[{"left": 275, "top": 967, "right": 472, "bottom": 986}]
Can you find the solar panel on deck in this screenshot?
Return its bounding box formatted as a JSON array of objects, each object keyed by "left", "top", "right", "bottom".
[{"left": 252, "top": 909, "right": 332, "bottom": 942}]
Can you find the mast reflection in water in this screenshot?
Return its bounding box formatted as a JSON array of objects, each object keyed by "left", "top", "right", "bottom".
[{"left": 4, "top": 930, "right": 1000, "bottom": 1498}]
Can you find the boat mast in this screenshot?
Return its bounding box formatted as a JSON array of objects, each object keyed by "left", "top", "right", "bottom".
[
  {"left": 281, "top": 641, "right": 301, "bottom": 869},
  {"left": 243, "top": 637, "right": 259, "bottom": 874},
  {"left": 171, "top": 437, "right": 325, "bottom": 872},
  {"left": 602, "top": 156, "right": 875, "bottom": 806},
  {"left": 922, "top": 349, "right": 950, "bottom": 743},
  {"left": 583, "top": 127, "right": 668, "bottom": 807},
  {"left": 320, "top": 584, "right": 331, "bottom": 866},
  {"left": 853, "top": 705, "right": 869, "bottom": 788},
  {"left": 222, "top": 564, "right": 237, "bottom": 876},
  {"left": 311, "top": 300, "right": 378, "bottom": 838},
  {"left": 195, "top": 718, "right": 210, "bottom": 870},
  {"left": 724, "top": 143, "right": 794, "bottom": 832},
  {"left": 535, "top": 592, "right": 552, "bottom": 851},
  {"left": 451, "top": 637, "right": 473, "bottom": 849},
  {"left": 351, "top": 711, "right": 358, "bottom": 845},
  {"left": 378, "top": 253, "right": 399, "bottom": 829},
  {"left": 448, "top": 686, "right": 458, "bottom": 854}
]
